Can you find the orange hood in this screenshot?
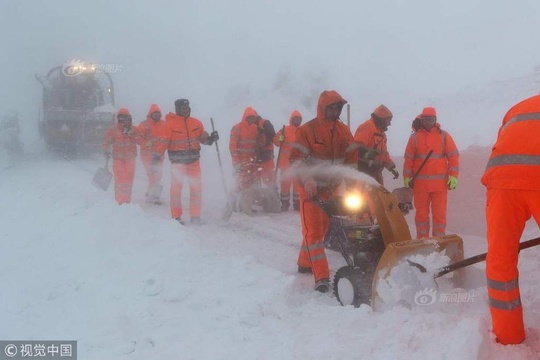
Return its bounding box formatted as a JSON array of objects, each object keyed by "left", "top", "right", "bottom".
[
  {"left": 241, "top": 106, "right": 258, "bottom": 123},
  {"left": 316, "top": 90, "right": 347, "bottom": 120},
  {"left": 289, "top": 110, "right": 302, "bottom": 125},
  {"left": 147, "top": 104, "right": 162, "bottom": 117}
]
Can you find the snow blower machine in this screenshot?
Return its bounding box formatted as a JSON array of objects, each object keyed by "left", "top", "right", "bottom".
[
  {"left": 320, "top": 185, "right": 464, "bottom": 309},
  {"left": 35, "top": 60, "right": 116, "bottom": 155}
]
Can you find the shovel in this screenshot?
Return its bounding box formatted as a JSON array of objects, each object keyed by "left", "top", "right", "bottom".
[
  {"left": 406, "top": 236, "right": 540, "bottom": 289},
  {"left": 92, "top": 157, "right": 113, "bottom": 191}
]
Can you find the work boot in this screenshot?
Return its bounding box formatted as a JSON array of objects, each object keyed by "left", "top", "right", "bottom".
[
  {"left": 174, "top": 217, "right": 185, "bottom": 225},
  {"left": 191, "top": 217, "right": 206, "bottom": 226},
  {"left": 297, "top": 266, "right": 312, "bottom": 274},
  {"left": 281, "top": 200, "right": 290, "bottom": 212},
  {"left": 315, "top": 279, "right": 330, "bottom": 293}
]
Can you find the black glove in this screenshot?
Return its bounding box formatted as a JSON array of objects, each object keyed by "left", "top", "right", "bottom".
[
  {"left": 363, "top": 148, "right": 380, "bottom": 161},
  {"left": 210, "top": 131, "right": 219, "bottom": 141},
  {"left": 104, "top": 151, "right": 111, "bottom": 159},
  {"left": 390, "top": 167, "right": 399, "bottom": 179}
]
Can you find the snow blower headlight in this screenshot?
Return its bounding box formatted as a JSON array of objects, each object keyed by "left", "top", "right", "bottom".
[{"left": 343, "top": 193, "right": 364, "bottom": 212}]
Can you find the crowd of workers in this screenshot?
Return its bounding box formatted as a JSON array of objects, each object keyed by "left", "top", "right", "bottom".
[{"left": 101, "top": 90, "right": 540, "bottom": 346}]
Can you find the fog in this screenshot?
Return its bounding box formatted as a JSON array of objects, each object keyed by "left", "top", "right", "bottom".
[{"left": 2, "top": 0, "right": 540, "bottom": 155}]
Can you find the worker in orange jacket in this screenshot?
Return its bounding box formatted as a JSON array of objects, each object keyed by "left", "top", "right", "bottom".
[
  {"left": 254, "top": 115, "right": 277, "bottom": 187},
  {"left": 290, "top": 90, "right": 357, "bottom": 293},
  {"left": 352, "top": 105, "right": 399, "bottom": 185},
  {"left": 403, "top": 107, "right": 459, "bottom": 238},
  {"left": 229, "top": 107, "right": 261, "bottom": 195},
  {"left": 137, "top": 104, "right": 170, "bottom": 204},
  {"left": 165, "top": 99, "right": 218, "bottom": 225},
  {"left": 102, "top": 108, "right": 140, "bottom": 205},
  {"left": 481, "top": 94, "right": 540, "bottom": 345},
  {"left": 274, "top": 110, "right": 302, "bottom": 211}
]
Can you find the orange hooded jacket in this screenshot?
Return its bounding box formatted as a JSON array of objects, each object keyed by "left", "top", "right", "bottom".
[
  {"left": 229, "top": 107, "right": 260, "bottom": 165},
  {"left": 137, "top": 104, "right": 170, "bottom": 158},
  {"left": 403, "top": 123, "right": 459, "bottom": 192},
  {"left": 274, "top": 110, "right": 302, "bottom": 169},
  {"left": 482, "top": 94, "right": 540, "bottom": 190},
  {"left": 290, "top": 91, "right": 357, "bottom": 186}
]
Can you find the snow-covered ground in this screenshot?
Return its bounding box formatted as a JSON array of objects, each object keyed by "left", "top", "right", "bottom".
[{"left": 1, "top": 140, "right": 540, "bottom": 360}]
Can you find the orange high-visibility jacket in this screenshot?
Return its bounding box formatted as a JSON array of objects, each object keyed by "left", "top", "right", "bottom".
[
  {"left": 229, "top": 107, "right": 260, "bottom": 165},
  {"left": 290, "top": 91, "right": 357, "bottom": 186},
  {"left": 274, "top": 110, "right": 302, "bottom": 169},
  {"left": 102, "top": 123, "right": 140, "bottom": 160},
  {"left": 482, "top": 94, "right": 540, "bottom": 190},
  {"left": 403, "top": 124, "right": 459, "bottom": 192},
  {"left": 165, "top": 113, "right": 209, "bottom": 164},
  {"left": 353, "top": 118, "right": 395, "bottom": 170},
  {"left": 137, "top": 104, "right": 171, "bottom": 158}
]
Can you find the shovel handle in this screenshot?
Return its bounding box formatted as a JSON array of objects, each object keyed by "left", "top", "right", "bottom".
[{"left": 434, "top": 236, "right": 540, "bottom": 279}]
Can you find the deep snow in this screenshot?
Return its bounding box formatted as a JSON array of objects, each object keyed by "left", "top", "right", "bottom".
[{"left": 1, "top": 144, "right": 540, "bottom": 360}]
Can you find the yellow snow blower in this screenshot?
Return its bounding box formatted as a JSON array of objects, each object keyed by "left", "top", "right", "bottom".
[{"left": 320, "top": 185, "right": 464, "bottom": 309}]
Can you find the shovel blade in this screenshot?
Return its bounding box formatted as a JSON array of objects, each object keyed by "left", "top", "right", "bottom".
[
  {"left": 92, "top": 166, "right": 113, "bottom": 191},
  {"left": 371, "top": 234, "right": 464, "bottom": 311}
]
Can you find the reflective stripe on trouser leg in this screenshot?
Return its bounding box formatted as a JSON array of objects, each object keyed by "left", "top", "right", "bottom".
[
  {"left": 170, "top": 163, "right": 187, "bottom": 218},
  {"left": 431, "top": 190, "right": 447, "bottom": 237},
  {"left": 186, "top": 161, "right": 202, "bottom": 217},
  {"left": 486, "top": 188, "right": 527, "bottom": 345},
  {"left": 297, "top": 187, "right": 330, "bottom": 282},
  {"left": 113, "top": 159, "right": 135, "bottom": 204},
  {"left": 413, "top": 189, "right": 430, "bottom": 238}
]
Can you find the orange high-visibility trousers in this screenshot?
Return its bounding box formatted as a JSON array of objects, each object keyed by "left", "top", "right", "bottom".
[
  {"left": 413, "top": 189, "right": 447, "bottom": 238},
  {"left": 170, "top": 161, "right": 202, "bottom": 219},
  {"left": 141, "top": 154, "right": 164, "bottom": 196},
  {"left": 112, "top": 159, "right": 136, "bottom": 205},
  {"left": 297, "top": 187, "right": 331, "bottom": 282},
  {"left": 258, "top": 159, "right": 275, "bottom": 187},
  {"left": 485, "top": 189, "right": 540, "bottom": 345}
]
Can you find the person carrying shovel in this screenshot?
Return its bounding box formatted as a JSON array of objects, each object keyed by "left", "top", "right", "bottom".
[
  {"left": 102, "top": 107, "right": 140, "bottom": 205},
  {"left": 481, "top": 94, "right": 540, "bottom": 345},
  {"left": 403, "top": 106, "right": 459, "bottom": 238},
  {"left": 165, "top": 99, "right": 218, "bottom": 225}
]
